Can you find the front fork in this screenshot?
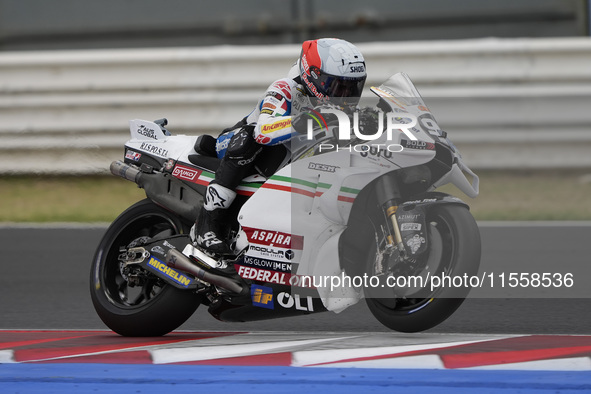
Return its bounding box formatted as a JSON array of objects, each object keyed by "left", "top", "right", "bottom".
[
  {"left": 376, "top": 175, "right": 407, "bottom": 259},
  {"left": 384, "top": 203, "right": 406, "bottom": 257}
]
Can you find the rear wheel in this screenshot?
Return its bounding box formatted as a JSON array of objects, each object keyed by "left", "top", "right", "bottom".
[
  {"left": 90, "top": 199, "right": 200, "bottom": 336},
  {"left": 365, "top": 204, "right": 481, "bottom": 332}
]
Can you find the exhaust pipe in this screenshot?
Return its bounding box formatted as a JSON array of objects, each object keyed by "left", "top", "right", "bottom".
[
  {"left": 165, "top": 248, "right": 243, "bottom": 294},
  {"left": 110, "top": 160, "right": 141, "bottom": 183}
]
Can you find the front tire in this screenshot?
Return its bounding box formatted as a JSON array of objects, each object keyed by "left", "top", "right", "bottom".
[
  {"left": 365, "top": 204, "right": 481, "bottom": 333},
  {"left": 90, "top": 199, "right": 200, "bottom": 336}
]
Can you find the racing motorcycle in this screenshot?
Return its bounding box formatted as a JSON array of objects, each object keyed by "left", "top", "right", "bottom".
[{"left": 90, "top": 73, "right": 481, "bottom": 336}]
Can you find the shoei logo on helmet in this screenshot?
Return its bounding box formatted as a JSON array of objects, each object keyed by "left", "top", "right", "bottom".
[{"left": 350, "top": 64, "right": 365, "bottom": 73}]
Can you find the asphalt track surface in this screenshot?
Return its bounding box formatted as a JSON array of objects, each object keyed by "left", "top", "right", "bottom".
[
  {"left": 0, "top": 222, "right": 589, "bottom": 334},
  {"left": 1, "top": 223, "right": 590, "bottom": 393}
]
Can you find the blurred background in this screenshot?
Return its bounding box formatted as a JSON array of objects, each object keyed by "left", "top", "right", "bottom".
[
  {"left": 1, "top": 0, "right": 588, "bottom": 50},
  {"left": 0, "top": 0, "right": 590, "bottom": 221}
]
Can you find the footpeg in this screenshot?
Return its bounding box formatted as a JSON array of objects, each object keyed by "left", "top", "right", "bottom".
[
  {"left": 165, "top": 249, "right": 243, "bottom": 294},
  {"left": 181, "top": 244, "right": 228, "bottom": 270}
]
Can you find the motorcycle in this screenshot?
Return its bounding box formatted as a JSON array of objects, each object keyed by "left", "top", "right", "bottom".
[{"left": 90, "top": 73, "right": 481, "bottom": 336}]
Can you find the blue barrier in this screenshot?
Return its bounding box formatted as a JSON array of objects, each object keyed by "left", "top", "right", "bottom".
[{"left": 0, "top": 364, "right": 590, "bottom": 393}]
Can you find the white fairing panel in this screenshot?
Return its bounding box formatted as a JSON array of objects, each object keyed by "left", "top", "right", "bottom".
[
  {"left": 129, "top": 119, "right": 168, "bottom": 141},
  {"left": 126, "top": 119, "right": 197, "bottom": 163},
  {"left": 238, "top": 154, "right": 378, "bottom": 312}
]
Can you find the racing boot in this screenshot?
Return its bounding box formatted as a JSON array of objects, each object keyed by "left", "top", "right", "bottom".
[{"left": 191, "top": 183, "right": 236, "bottom": 256}]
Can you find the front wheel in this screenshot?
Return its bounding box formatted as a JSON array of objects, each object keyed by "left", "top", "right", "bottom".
[
  {"left": 90, "top": 199, "right": 201, "bottom": 336},
  {"left": 365, "top": 204, "right": 481, "bottom": 333}
]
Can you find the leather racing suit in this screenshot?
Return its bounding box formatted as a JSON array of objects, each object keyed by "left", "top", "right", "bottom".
[{"left": 194, "top": 63, "right": 310, "bottom": 255}]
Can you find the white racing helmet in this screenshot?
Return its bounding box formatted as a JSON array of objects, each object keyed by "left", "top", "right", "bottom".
[{"left": 299, "top": 38, "right": 367, "bottom": 100}]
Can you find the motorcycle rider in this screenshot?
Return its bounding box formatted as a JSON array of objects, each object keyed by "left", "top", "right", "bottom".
[{"left": 191, "top": 38, "right": 367, "bottom": 256}]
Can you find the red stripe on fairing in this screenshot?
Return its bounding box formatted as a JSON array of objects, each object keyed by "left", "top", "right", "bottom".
[
  {"left": 171, "top": 174, "right": 210, "bottom": 187},
  {"left": 260, "top": 182, "right": 355, "bottom": 203},
  {"left": 338, "top": 195, "right": 356, "bottom": 203},
  {"left": 261, "top": 183, "right": 316, "bottom": 198},
  {"left": 261, "top": 183, "right": 291, "bottom": 192},
  {"left": 292, "top": 187, "right": 316, "bottom": 198}
]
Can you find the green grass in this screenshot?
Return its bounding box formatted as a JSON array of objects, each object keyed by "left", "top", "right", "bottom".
[
  {"left": 437, "top": 169, "right": 591, "bottom": 221},
  {"left": 0, "top": 170, "right": 590, "bottom": 222},
  {"left": 0, "top": 176, "right": 145, "bottom": 223}
]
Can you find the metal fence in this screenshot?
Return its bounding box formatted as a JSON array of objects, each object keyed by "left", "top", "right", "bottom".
[{"left": 1, "top": 37, "right": 591, "bottom": 174}]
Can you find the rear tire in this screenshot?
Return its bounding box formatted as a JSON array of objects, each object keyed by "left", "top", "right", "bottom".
[
  {"left": 365, "top": 204, "right": 481, "bottom": 333},
  {"left": 90, "top": 199, "right": 200, "bottom": 336}
]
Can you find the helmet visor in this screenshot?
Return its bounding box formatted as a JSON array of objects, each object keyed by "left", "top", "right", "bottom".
[{"left": 318, "top": 74, "right": 366, "bottom": 98}]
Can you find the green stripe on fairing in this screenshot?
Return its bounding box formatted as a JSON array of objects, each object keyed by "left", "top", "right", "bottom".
[
  {"left": 269, "top": 175, "right": 360, "bottom": 195},
  {"left": 270, "top": 175, "right": 317, "bottom": 189},
  {"left": 269, "top": 175, "right": 289, "bottom": 183},
  {"left": 239, "top": 182, "right": 263, "bottom": 188},
  {"left": 340, "top": 186, "right": 361, "bottom": 194},
  {"left": 199, "top": 170, "right": 261, "bottom": 189}
]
